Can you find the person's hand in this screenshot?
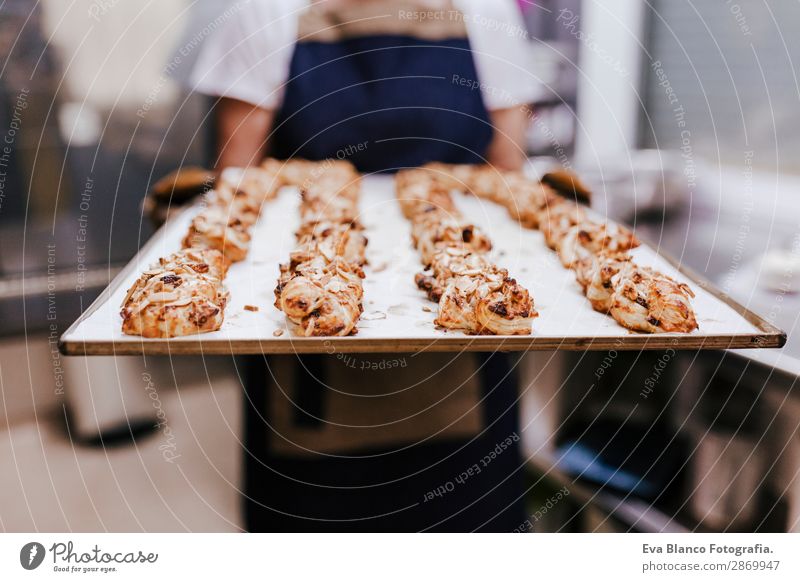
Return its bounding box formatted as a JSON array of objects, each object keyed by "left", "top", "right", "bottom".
[
  {"left": 143, "top": 167, "right": 216, "bottom": 227},
  {"left": 541, "top": 169, "right": 592, "bottom": 205}
]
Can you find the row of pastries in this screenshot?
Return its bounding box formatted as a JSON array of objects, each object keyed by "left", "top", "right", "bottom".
[
  {"left": 273, "top": 160, "right": 367, "bottom": 337},
  {"left": 396, "top": 168, "right": 537, "bottom": 335},
  {"left": 121, "top": 163, "right": 284, "bottom": 338},
  {"left": 423, "top": 163, "right": 698, "bottom": 334},
  {"left": 123, "top": 159, "right": 370, "bottom": 338}
]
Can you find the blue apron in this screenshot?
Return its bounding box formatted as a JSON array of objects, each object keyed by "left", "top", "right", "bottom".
[
  {"left": 271, "top": 35, "right": 493, "bottom": 171},
  {"left": 243, "top": 30, "right": 523, "bottom": 532}
]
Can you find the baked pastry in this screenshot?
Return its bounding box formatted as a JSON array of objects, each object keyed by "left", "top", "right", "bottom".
[
  {"left": 159, "top": 247, "right": 229, "bottom": 281},
  {"left": 582, "top": 252, "right": 697, "bottom": 332},
  {"left": 273, "top": 158, "right": 317, "bottom": 187},
  {"left": 396, "top": 171, "right": 457, "bottom": 219},
  {"left": 474, "top": 274, "right": 535, "bottom": 335},
  {"left": 218, "top": 166, "right": 283, "bottom": 207},
  {"left": 584, "top": 251, "right": 635, "bottom": 312},
  {"left": 436, "top": 270, "right": 535, "bottom": 335},
  {"left": 411, "top": 209, "right": 492, "bottom": 264},
  {"left": 182, "top": 206, "right": 251, "bottom": 263},
  {"left": 278, "top": 158, "right": 358, "bottom": 190},
  {"left": 609, "top": 264, "right": 698, "bottom": 333},
  {"left": 505, "top": 182, "right": 561, "bottom": 229},
  {"left": 203, "top": 185, "right": 262, "bottom": 227},
  {"left": 121, "top": 249, "right": 229, "bottom": 338},
  {"left": 415, "top": 247, "right": 490, "bottom": 302},
  {"left": 299, "top": 191, "right": 360, "bottom": 224},
  {"left": 275, "top": 256, "right": 364, "bottom": 336},
  {"left": 558, "top": 220, "right": 640, "bottom": 269},
  {"left": 539, "top": 198, "right": 586, "bottom": 250},
  {"left": 295, "top": 220, "right": 367, "bottom": 266}
]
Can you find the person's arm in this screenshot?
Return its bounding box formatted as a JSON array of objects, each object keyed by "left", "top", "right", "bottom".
[
  {"left": 485, "top": 105, "right": 528, "bottom": 171},
  {"left": 214, "top": 97, "right": 275, "bottom": 170},
  {"left": 144, "top": 98, "right": 274, "bottom": 226},
  {"left": 459, "top": 0, "right": 538, "bottom": 171}
]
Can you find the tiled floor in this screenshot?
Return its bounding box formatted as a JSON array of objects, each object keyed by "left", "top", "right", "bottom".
[{"left": 0, "top": 350, "right": 243, "bottom": 532}]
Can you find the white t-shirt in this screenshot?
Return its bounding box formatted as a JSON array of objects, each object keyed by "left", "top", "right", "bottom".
[{"left": 191, "top": 0, "right": 541, "bottom": 112}]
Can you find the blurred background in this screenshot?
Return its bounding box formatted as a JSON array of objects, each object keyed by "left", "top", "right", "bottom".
[{"left": 0, "top": 0, "right": 799, "bottom": 532}]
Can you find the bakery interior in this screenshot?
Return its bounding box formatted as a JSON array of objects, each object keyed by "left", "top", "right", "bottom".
[{"left": 1, "top": 0, "right": 799, "bottom": 533}]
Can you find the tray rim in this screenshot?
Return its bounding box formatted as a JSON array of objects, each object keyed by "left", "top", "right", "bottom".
[{"left": 59, "top": 192, "right": 787, "bottom": 356}]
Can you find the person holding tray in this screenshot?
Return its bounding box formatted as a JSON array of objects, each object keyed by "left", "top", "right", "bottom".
[{"left": 189, "top": 0, "right": 540, "bottom": 531}]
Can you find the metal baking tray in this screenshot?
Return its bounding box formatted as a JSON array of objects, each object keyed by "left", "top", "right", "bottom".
[{"left": 60, "top": 175, "right": 785, "bottom": 355}]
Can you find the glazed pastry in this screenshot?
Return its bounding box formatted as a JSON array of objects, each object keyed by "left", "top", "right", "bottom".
[
  {"left": 121, "top": 249, "right": 229, "bottom": 338},
  {"left": 436, "top": 270, "right": 535, "bottom": 335},
  {"left": 558, "top": 220, "right": 640, "bottom": 269},
  {"left": 275, "top": 256, "right": 364, "bottom": 337},
  {"left": 269, "top": 158, "right": 316, "bottom": 187},
  {"left": 411, "top": 209, "right": 492, "bottom": 264},
  {"left": 396, "top": 170, "right": 458, "bottom": 219},
  {"left": 182, "top": 206, "right": 251, "bottom": 263},
  {"left": 295, "top": 220, "right": 368, "bottom": 266},
  {"left": 584, "top": 251, "right": 635, "bottom": 312},
  {"left": 474, "top": 274, "right": 535, "bottom": 335},
  {"left": 539, "top": 198, "right": 586, "bottom": 250},
  {"left": 203, "top": 185, "right": 262, "bottom": 227},
  {"left": 278, "top": 158, "right": 358, "bottom": 190},
  {"left": 159, "top": 247, "right": 229, "bottom": 281},
  {"left": 609, "top": 265, "right": 698, "bottom": 333},
  {"left": 415, "top": 247, "right": 490, "bottom": 302},
  {"left": 505, "top": 182, "right": 561, "bottom": 229},
  {"left": 299, "top": 191, "right": 360, "bottom": 224},
  {"left": 218, "top": 166, "right": 283, "bottom": 207}
]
